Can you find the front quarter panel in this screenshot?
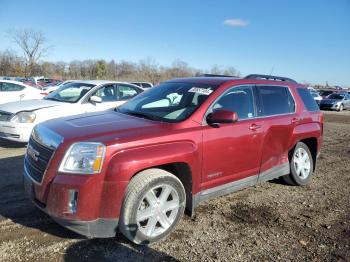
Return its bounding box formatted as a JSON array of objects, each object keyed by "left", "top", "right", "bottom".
[{"left": 103, "top": 141, "right": 200, "bottom": 218}]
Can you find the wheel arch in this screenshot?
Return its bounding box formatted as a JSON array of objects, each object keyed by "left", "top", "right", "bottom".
[
  {"left": 130, "top": 162, "right": 194, "bottom": 216},
  {"left": 289, "top": 137, "right": 318, "bottom": 171}
]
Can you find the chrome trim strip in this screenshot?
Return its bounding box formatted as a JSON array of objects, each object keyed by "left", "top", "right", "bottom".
[
  {"left": 31, "top": 124, "right": 63, "bottom": 150},
  {"left": 202, "top": 84, "right": 298, "bottom": 126},
  {"left": 199, "top": 175, "right": 258, "bottom": 203},
  {"left": 194, "top": 163, "right": 291, "bottom": 208},
  {"left": 24, "top": 161, "right": 42, "bottom": 186},
  {"left": 25, "top": 124, "right": 63, "bottom": 185},
  {"left": 257, "top": 162, "right": 290, "bottom": 183}
]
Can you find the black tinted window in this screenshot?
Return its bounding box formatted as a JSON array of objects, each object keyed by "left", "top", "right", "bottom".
[
  {"left": 117, "top": 85, "right": 141, "bottom": 100},
  {"left": 211, "top": 86, "right": 256, "bottom": 120},
  {"left": 257, "top": 86, "right": 295, "bottom": 116},
  {"left": 297, "top": 88, "right": 320, "bottom": 112},
  {"left": 1, "top": 82, "right": 25, "bottom": 91}
]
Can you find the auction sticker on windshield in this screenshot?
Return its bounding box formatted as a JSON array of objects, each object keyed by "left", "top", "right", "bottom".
[{"left": 188, "top": 87, "right": 213, "bottom": 95}]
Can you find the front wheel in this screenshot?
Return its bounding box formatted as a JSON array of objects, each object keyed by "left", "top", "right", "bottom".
[
  {"left": 338, "top": 104, "right": 344, "bottom": 112},
  {"left": 283, "top": 142, "right": 314, "bottom": 186},
  {"left": 119, "top": 168, "right": 186, "bottom": 245}
]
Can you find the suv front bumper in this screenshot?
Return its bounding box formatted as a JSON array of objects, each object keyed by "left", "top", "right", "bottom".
[{"left": 23, "top": 169, "right": 119, "bottom": 238}]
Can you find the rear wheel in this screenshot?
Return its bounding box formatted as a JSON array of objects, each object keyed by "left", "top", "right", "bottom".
[
  {"left": 283, "top": 142, "right": 314, "bottom": 186},
  {"left": 119, "top": 168, "right": 186, "bottom": 245}
]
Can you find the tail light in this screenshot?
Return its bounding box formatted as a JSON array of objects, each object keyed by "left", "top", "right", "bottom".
[{"left": 40, "top": 92, "right": 49, "bottom": 96}]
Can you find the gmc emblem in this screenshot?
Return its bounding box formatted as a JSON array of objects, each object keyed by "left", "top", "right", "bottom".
[{"left": 27, "top": 145, "right": 40, "bottom": 161}]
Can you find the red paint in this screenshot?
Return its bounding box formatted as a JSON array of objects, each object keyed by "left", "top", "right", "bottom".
[{"left": 31, "top": 77, "right": 323, "bottom": 221}]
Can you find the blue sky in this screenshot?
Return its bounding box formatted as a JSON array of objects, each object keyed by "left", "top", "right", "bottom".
[{"left": 0, "top": 0, "right": 349, "bottom": 86}]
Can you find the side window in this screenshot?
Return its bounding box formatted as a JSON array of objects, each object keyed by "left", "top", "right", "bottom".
[
  {"left": 257, "top": 86, "right": 294, "bottom": 116},
  {"left": 117, "top": 85, "right": 140, "bottom": 100},
  {"left": 93, "top": 85, "right": 117, "bottom": 102},
  {"left": 210, "top": 86, "right": 256, "bottom": 120},
  {"left": 1, "top": 83, "right": 25, "bottom": 91},
  {"left": 297, "top": 88, "right": 319, "bottom": 112}
]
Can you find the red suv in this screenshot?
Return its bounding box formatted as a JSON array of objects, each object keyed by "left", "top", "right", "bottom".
[{"left": 23, "top": 74, "right": 323, "bottom": 244}]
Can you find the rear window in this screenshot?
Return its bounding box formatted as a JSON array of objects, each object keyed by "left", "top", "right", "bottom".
[
  {"left": 257, "top": 86, "right": 295, "bottom": 116},
  {"left": 297, "top": 88, "right": 320, "bottom": 112}
]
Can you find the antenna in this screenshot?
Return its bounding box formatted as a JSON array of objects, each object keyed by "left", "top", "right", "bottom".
[{"left": 269, "top": 66, "right": 275, "bottom": 76}]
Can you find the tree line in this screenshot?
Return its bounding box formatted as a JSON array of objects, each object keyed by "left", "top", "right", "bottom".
[
  {"left": 0, "top": 51, "right": 240, "bottom": 83},
  {"left": 0, "top": 29, "right": 240, "bottom": 83}
]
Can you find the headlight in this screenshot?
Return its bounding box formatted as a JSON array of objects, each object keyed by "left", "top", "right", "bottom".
[
  {"left": 59, "top": 142, "right": 106, "bottom": 174},
  {"left": 11, "top": 111, "right": 36, "bottom": 123}
]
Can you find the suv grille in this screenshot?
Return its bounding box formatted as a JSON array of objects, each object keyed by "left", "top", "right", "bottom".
[
  {"left": 0, "top": 111, "right": 13, "bottom": 121},
  {"left": 24, "top": 137, "right": 55, "bottom": 183}
]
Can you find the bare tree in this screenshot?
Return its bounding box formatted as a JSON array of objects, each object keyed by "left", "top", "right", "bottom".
[{"left": 10, "top": 28, "right": 50, "bottom": 76}]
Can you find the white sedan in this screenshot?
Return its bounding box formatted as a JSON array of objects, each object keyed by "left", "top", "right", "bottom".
[
  {"left": 0, "top": 80, "right": 45, "bottom": 104},
  {"left": 0, "top": 80, "right": 143, "bottom": 142}
]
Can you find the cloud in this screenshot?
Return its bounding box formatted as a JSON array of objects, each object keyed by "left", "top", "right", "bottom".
[{"left": 223, "top": 19, "right": 249, "bottom": 27}]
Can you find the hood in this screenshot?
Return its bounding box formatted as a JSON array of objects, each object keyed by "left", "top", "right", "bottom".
[
  {"left": 321, "top": 99, "right": 342, "bottom": 104},
  {"left": 42, "top": 110, "right": 168, "bottom": 144},
  {"left": 0, "top": 99, "right": 65, "bottom": 114}
]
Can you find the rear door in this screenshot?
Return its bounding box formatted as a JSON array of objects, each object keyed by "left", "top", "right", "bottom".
[
  {"left": 0, "top": 82, "right": 26, "bottom": 103},
  {"left": 255, "top": 85, "right": 297, "bottom": 179}
]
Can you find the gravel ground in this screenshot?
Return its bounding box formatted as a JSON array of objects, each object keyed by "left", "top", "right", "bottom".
[{"left": 0, "top": 110, "right": 349, "bottom": 262}]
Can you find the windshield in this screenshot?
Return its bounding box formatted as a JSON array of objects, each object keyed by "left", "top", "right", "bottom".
[
  {"left": 320, "top": 91, "right": 333, "bottom": 96},
  {"left": 117, "top": 82, "right": 218, "bottom": 122},
  {"left": 328, "top": 94, "right": 344, "bottom": 100},
  {"left": 45, "top": 82, "right": 95, "bottom": 103}
]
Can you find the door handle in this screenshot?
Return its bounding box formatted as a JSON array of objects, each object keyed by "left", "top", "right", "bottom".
[
  {"left": 291, "top": 117, "right": 301, "bottom": 124},
  {"left": 249, "top": 123, "right": 261, "bottom": 131}
]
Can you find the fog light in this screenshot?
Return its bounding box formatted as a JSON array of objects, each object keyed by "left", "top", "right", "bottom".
[{"left": 68, "top": 189, "right": 78, "bottom": 214}]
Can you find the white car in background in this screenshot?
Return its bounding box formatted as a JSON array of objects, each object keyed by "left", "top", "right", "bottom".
[
  {"left": 310, "top": 91, "right": 322, "bottom": 106},
  {"left": 42, "top": 80, "right": 73, "bottom": 94},
  {"left": 0, "top": 80, "right": 143, "bottom": 142},
  {"left": 0, "top": 80, "right": 45, "bottom": 104}
]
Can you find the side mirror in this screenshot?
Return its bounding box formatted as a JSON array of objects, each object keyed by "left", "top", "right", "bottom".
[
  {"left": 90, "top": 95, "right": 102, "bottom": 103},
  {"left": 206, "top": 109, "right": 238, "bottom": 127}
]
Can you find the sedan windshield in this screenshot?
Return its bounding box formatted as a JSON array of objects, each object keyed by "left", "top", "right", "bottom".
[
  {"left": 327, "top": 94, "right": 344, "bottom": 100},
  {"left": 117, "top": 82, "right": 218, "bottom": 122},
  {"left": 45, "top": 82, "right": 95, "bottom": 103}
]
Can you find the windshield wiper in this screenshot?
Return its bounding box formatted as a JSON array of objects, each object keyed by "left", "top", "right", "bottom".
[
  {"left": 118, "top": 109, "right": 159, "bottom": 121},
  {"left": 44, "top": 97, "right": 63, "bottom": 102}
]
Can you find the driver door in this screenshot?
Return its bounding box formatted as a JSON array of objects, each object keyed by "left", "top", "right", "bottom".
[{"left": 201, "top": 85, "right": 265, "bottom": 191}]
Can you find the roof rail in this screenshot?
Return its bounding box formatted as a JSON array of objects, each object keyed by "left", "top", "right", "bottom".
[
  {"left": 245, "top": 74, "right": 297, "bottom": 83},
  {"left": 199, "top": 74, "right": 238, "bottom": 78}
]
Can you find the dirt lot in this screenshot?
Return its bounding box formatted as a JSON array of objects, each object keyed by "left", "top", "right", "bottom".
[{"left": 0, "top": 110, "right": 349, "bottom": 262}]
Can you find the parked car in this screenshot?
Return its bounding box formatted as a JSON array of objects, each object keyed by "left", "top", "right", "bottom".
[
  {"left": 310, "top": 91, "right": 322, "bottom": 106},
  {"left": 319, "top": 93, "right": 350, "bottom": 111},
  {"left": 318, "top": 90, "right": 335, "bottom": 99},
  {"left": 0, "top": 80, "right": 143, "bottom": 142},
  {"left": 131, "top": 82, "right": 154, "bottom": 89},
  {"left": 42, "top": 80, "right": 73, "bottom": 94},
  {"left": 0, "top": 80, "right": 46, "bottom": 104},
  {"left": 22, "top": 74, "right": 323, "bottom": 244},
  {"left": 24, "top": 77, "right": 62, "bottom": 88}
]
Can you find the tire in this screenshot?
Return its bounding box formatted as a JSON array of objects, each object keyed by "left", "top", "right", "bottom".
[
  {"left": 282, "top": 142, "right": 314, "bottom": 186},
  {"left": 338, "top": 104, "right": 344, "bottom": 112},
  {"left": 119, "top": 168, "right": 186, "bottom": 245}
]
